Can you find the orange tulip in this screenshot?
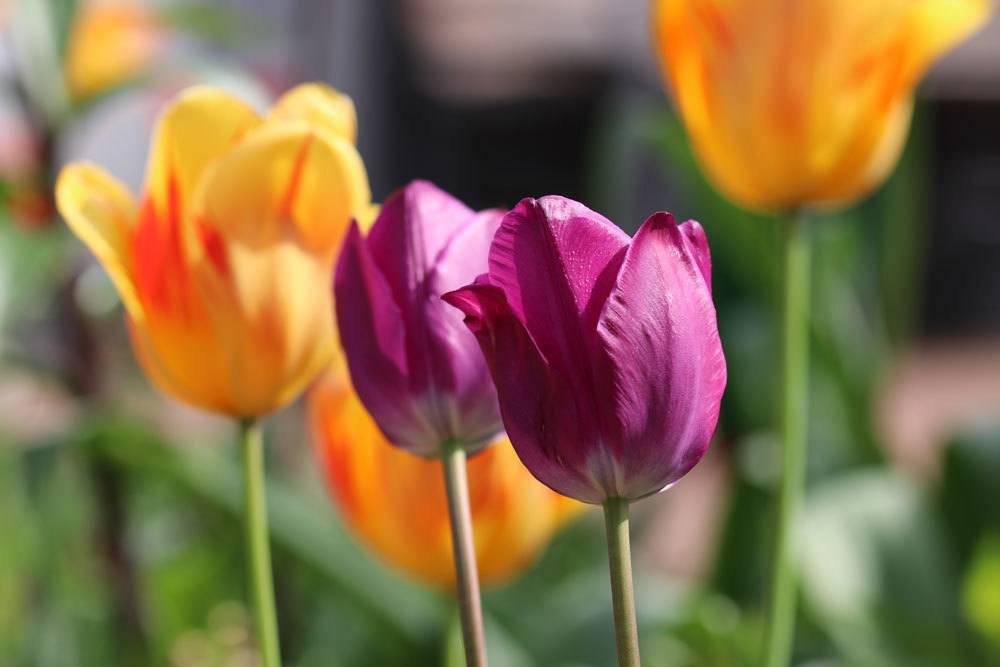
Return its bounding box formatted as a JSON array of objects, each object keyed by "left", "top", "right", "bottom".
[
  {"left": 64, "top": 0, "right": 165, "bottom": 100},
  {"left": 309, "top": 369, "right": 582, "bottom": 589},
  {"left": 56, "top": 84, "right": 371, "bottom": 417},
  {"left": 652, "top": 0, "right": 993, "bottom": 213}
]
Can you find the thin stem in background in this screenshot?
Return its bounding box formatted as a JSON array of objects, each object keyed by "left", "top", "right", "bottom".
[
  {"left": 240, "top": 419, "right": 282, "bottom": 667},
  {"left": 761, "top": 213, "right": 811, "bottom": 667},
  {"left": 441, "top": 441, "right": 488, "bottom": 667},
  {"left": 603, "top": 496, "right": 640, "bottom": 667}
]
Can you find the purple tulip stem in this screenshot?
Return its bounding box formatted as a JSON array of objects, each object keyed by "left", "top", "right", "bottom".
[
  {"left": 239, "top": 419, "right": 282, "bottom": 667},
  {"left": 762, "top": 213, "right": 811, "bottom": 667},
  {"left": 441, "top": 440, "right": 489, "bottom": 667},
  {"left": 603, "top": 497, "right": 640, "bottom": 667}
]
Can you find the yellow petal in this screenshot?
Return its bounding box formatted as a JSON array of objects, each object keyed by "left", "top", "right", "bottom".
[
  {"left": 901, "top": 0, "right": 993, "bottom": 88},
  {"left": 190, "top": 239, "right": 337, "bottom": 416},
  {"left": 193, "top": 124, "right": 371, "bottom": 255},
  {"left": 143, "top": 86, "right": 260, "bottom": 254},
  {"left": 266, "top": 83, "right": 358, "bottom": 144},
  {"left": 55, "top": 162, "right": 143, "bottom": 318}
]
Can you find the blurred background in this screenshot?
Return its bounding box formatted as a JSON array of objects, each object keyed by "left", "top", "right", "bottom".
[{"left": 2, "top": 1, "right": 1000, "bottom": 665}]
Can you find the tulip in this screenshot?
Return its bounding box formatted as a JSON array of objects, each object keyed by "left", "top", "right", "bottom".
[
  {"left": 335, "top": 180, "right": 505, "bottom": 457},
  {"left": 309, "top": 369, "right": 580, "bottom": 589},
  {"left": 444, "top": 196, "right": 726, "bottom": 667},
  {"left": 334, "top": 180, "right": 505, "bottom": 666},
  {"left": 651, "top": 4, "right": 992, "bottom": 666},
  {"left": 57, "top": 84, "right": 369, "bottom": 417},
  {"left": 56, "top": 83, "right": 371, "bottom": 667},
  {"left": 64, "top": 0, "right": 165, "bottom": 101},
  {"left": 652, "top": 0, "right": 993, "bottom": 213}
]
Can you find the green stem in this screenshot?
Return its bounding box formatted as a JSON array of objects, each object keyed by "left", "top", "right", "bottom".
[
  {"left": 762, "top": 213, "right": 811, "bottom": 667},
  {"left": 239, "top": 419, "right": 282, "bottom": 667},
  {"left": 441, "top": 442, "right": 488, "bottom": 667},
  {"left": 603, "top": 497, "right": 640, "bottom": 667}
]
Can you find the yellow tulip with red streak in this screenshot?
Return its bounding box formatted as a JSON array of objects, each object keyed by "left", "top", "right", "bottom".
[
  {"left": 56, "top": 84, "right": 371, "bottom": 417},
  {"left": 652, "top": 0, "right": 993, "bottom": 213},
  {"left": 310, "top": 369, "right": 582, "bottom": 589}
]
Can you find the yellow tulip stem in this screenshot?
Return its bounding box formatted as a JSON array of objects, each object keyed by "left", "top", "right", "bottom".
[
  {"left": 239, "top": 419, "right": 282, "bottom": 667},
  {"left": 762, "top": 212, "right": 811, "bottom": 667},
  {"left": 603, "top": 496, "right": 640, "bottom": 667},
  {"left": 441, "top": 440, "right": 489, "bottom": 667}
]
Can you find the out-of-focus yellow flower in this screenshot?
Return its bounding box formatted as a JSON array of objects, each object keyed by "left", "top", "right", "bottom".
[
  {"left": 309, "top": 369, "right": 582, "bottom": 589},
  {"left": 652, "top": 0, "right": 993, "bottom": 213},
  {"left": 64, "top": 0, "right": 165, "bottom": 100},
  {"left": 56, "top": 84, "right": 371, "bottom": 417}
]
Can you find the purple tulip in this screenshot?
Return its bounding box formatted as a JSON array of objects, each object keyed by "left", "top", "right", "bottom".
[
  {"left": 335, "top": 180, "right": 505, "bottom": 457},
  {"left": 443, "top": 196, "right": 726, "bottom": 503}
]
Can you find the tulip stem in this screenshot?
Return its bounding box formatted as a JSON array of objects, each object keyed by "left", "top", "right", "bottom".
[
  {"left": 603, "top": 496, "right": 640, "bottom": 667},
  {"left": 239, "top": 419, "right": 282, "bottom": 667},
  {"left": 762, "top": 213, "right": 811, "bottom": 667},
  {"left": 441, "top": 441, "right": 488, "bottom": 667}
]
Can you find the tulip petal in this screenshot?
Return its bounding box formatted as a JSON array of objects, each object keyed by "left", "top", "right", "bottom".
[
  {"left": 425, "top": 209, "right": 506, "bottom": 445},
  {"left": 193, "top": 124, "right": 370, "bottom": 255},
  {"left": 267, "top": 82, "right": 358, "bottom": 144},
  {"left": 144, "top": 86, "right": 260, "bottom": 243},
  {"left": 443, "top": 283, "right": 609, "bottom": 503},
  {"left": 488, "top": 197, "right": 629, "bottom": 415},
  {"left": 335, "top": 223, "right": 440, "bottom": 455},
  {"left": 596, "top": 213, "right": 726, "bottom": 499},
  {"left": 55, "top": 162, "right": 143, "bottom": 318},
  {"left": 363, "top": 182, "right": 496, "bottom": 442}
]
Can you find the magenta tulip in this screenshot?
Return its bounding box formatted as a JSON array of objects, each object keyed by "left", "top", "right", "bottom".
[
  {"left": 334, "top": 180, "right": 505, "bottom": 458},
  {"left": 443, "top": 196, "right": 727, "bottom": 504}
]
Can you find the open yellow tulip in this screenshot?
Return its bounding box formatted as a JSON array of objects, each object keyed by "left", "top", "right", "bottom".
[
  {"left": 653, "top": 0, "right": 993, "bottom": 213},
  {"left": 309, "top": 368, "right": 582, "bottom": 589},
  {"left": 56, "top": 84, "right": 371, "bottom": 417}
]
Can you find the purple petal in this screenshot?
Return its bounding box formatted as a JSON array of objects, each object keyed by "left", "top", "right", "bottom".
[
  {"left": 443, "top": 284, "right": 608, "bottom": 503},
  {"left": 595, "top": 212, "right": 727, "bottom": 499},
  {"left": 487, "top": 196, "right": 629, "bottom": 436},
  {"left": 679, "top": 219, "right": 712, "bottom": 290},
  {"left": 334, "top": 222, "right": 439, "bottom": 455}
]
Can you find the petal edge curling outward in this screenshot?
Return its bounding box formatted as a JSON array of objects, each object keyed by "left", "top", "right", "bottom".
[
  {"left": 55, "top": 162, "right": 143, "bottom": 318},
  {"left": 596, "top": 213, "right": 726, "bottom": 500}
]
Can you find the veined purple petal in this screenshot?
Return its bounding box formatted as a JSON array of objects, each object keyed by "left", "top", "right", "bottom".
[
  {"left": 337, "top": 181, "right": 504, "bottom": 455},
  {"left": 443, "top": 284, "right": 608, "bottom": 502},
  {"left": 334, "top": 222, "right": 441, "bottom": 455},
  {"left": 595, "top": 213, "right": 726, "bottom": 499},
  {"left": 424, "top": 207, "right": 506, "bottom": 448},
  {"left": 487, "top": 197, "right": 629, "bottom": 445},
  {"left": 679, "top": 219, "right": 712, "bottom": 290}
]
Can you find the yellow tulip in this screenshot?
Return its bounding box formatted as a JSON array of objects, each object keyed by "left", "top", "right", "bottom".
[
  {"left": 64, "top": 0, "right": 165, "bottom": 100},
  {"left": 652, "top": 0, "right": 993, "bottom": 212},
  {"left": 56, "top": 84, "right": 371, "bottom": 417},
  {"left": 309, "top": 369, "right": 582, "bottom": 589}
]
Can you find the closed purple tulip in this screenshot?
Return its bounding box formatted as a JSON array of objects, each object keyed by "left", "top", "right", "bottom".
[
  {"left": 443, "top": 196, "right": 726, "bottom": 503},
  {"left": 335, "top": 180, "right": 505, "bottom": 457}
]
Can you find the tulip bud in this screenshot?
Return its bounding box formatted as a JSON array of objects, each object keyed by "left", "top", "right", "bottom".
[
  {"left": 444, "top": 197, "right": 727, "bottom": 504},
  {"left": 334, "top": 180, "right": 505, "bottom": 457},
  {"left": 651, "top": 0, "right": 993, "bottom": 213}
]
